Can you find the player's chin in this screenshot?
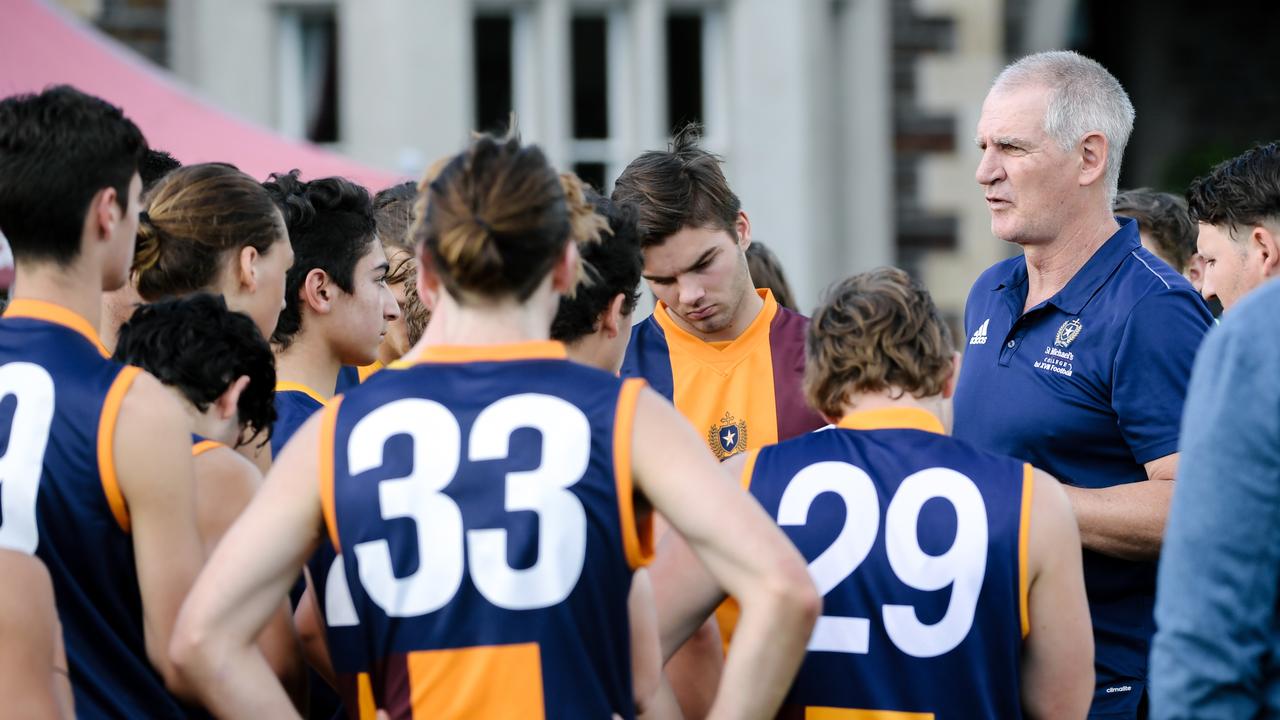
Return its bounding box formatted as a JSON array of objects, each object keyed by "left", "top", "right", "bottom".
[{"left": 687, "top": 311, "right": 728, "bottom": 334}]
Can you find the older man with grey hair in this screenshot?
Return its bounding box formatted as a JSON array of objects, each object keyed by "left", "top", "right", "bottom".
[{"left": 953, "top": 51, "right": 1212, "bottom": 718}]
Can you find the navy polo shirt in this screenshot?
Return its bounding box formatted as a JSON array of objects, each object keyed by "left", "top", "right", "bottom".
[{"left": 953, "top": 218, "right": 1212, "bottom": 694}]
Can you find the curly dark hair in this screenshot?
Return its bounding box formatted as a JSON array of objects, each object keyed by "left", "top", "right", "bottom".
[
  {"left": 551, "top": 192, "right": 643, "bottom": 343},
  {"left": 112, "top": 293, "right": 277, "bottom": 449},
  {"left": 263, "top": 170, "right": 377, "bottom": 348},
  {"left": 804, "top": 267, "right": 953, "bottom": 418},
  {"left": 139, "top": 149, "right": 182, "bottom": 194},
  {"left": 0, "top": 85, "right": 147, "bottom": 265},
  {"left": 1114, "top": 188, "right": 1196, "bottom": 273},
  {"left": 1187, "top": 141, "right": 1280, "bottom": 236}
]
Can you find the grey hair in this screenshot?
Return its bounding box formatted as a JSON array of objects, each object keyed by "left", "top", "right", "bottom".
[{"left": 993, "top": 50, "right": 1135, "bottom": 205}]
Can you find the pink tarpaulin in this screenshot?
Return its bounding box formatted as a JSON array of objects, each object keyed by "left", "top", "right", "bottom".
[{"left": 0, "top": 0, "right": 405, "bottom": 190}]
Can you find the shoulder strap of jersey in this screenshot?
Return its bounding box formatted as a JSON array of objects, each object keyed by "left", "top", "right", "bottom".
[
  {"left": 97, "top": 365, "right": 142, "bottom": 533},
  {"left": 613, "top": 378, "right": 653, "bottom": 569},
  {"left": 1018, "top": 462, "right": 1034, "bottom": 639},
  {"left": 319, "top": 397, "right": 345, "bottom": 553}
]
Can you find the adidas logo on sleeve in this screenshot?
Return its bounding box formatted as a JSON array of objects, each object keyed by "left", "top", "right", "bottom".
[{"left": 969, "top": 319, "right": 989, "bottom": 345}]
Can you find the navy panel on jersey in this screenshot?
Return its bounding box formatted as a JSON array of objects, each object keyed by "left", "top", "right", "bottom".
[
  {"left": 0, "top": 300, "right": 200, "bottom": 718},
  {"left": 322, "top": 342, "right": 646, "bottom": 719},
  {"left": 747, "top": 407, "right": 1029, "bottom": 718}
]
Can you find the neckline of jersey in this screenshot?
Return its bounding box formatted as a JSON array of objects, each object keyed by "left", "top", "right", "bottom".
[
  {"left": 3, "top": 298, "right": 110, "bottom": 358},
  {"left": 392, "top": 340, "right": 568, "bottom": 367},
  {"left": 837, "top": 406, "right": 945, "bottom": 435},
  {"left": 653, "top": 288, "right": 778, "bottom": 363},
  {"left": 275, "top": 381, "right": 330, "bottom": 406}
]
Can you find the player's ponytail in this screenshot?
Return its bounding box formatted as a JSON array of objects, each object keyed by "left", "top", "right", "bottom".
[
  {"left": 415, "top": 135, "right": 575, "bottom": 303},
  {"left": 131, "top": 211, "right": 162, "bottom": 277},
  {"left": 133, "top": 163, "right": 284, "bottom": 301},
  {"left": 560, "top": 172, "right": 610, "bottom": 297}
]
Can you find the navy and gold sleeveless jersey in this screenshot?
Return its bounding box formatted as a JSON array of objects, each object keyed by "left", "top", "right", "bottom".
[
  {"left": 744, "top": 407, "right": 1032, "bottom": 719},
  {"left": 0, "top": 300, "right": 197, "bottom": 718},
  {"left": 621, "top": 289, "right": 824, "bottom": 460},
  {"left": 272, "top": 381, "right": 329, "bottom": 457},
  {"left": 192, "top": 433, "right": 223, "bottom": 457},
  {"left": 318, "top": 341, "right": 653, "bottom": 719}
]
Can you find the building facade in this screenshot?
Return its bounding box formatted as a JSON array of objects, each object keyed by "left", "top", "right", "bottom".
[{"left": 75, "top": 0, "right": 1093, "bottom": 321}]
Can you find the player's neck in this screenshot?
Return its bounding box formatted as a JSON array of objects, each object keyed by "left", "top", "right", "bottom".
[
  {"left": 564, "top": 336, "right": 612, "bottom": 373},
  {"left": 167, "top": 385, "right": 236, "bottom": 446},
  {"left": 275, "top": 331, "right": 340, "bottom": 399},
  {"left": 839, "top": 391, "right": 950, "bottom": 433},
  {"left": 420, "top": 291, "right": 556, "bottom": 349},
  {"left": 1021, "top": 210, "right": 1119, "bottom": 312},
  {"left": 10, "top": 260, "right": 105, "bottom": 332}
]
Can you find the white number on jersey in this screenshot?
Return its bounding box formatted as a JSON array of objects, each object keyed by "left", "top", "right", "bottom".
[
  {"left": 0, "top": 363, "right": 56, "bottom": 554},
  {"left": 345, "top": 393, "right": 592, "bottom": 617},
  {"left": 778, "top": 462, "right": 988, "bottom": 658}
]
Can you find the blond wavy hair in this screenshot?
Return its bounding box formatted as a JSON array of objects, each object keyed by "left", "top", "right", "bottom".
[{"left": 804, "top": 267, "right": 954, "bottom": 418}]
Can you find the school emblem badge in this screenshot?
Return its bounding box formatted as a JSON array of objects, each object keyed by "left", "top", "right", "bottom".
[
  {"left": 1055, "top": 318, "right": 1083, "bottom": 348},
  {"left": 708, "top": 411, "right": 748, "bottom": 459}
]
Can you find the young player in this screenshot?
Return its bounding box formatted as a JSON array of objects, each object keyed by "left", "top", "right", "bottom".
[
  {"left": 130, "top": 162, "right": 295, "bottom": 339},
  {"left": 262, "top": 171, "right": 401, "bottom": 457},
  {"left": 99, "top": 147, "right": 181, "bottom": 353},
  {"left": 0, "top": 85, "right": 206, "bottom": 715},
  {"left": 171, "top": 134, "right": 818, "bottom": 719},
  {"left": 613, "top": 125, "right": 827, "bottom": 713},
  {"left": 614, "top": 127, "right": 825, "bottom": 460},
  {"left": 112, "top": 294, "right": 303, "bottom": 703},
  {"left": 550, "top": 189, "right": 644, "bottom": 374},
  {"left": 369, "top": 181, "right": 428, "bottom": 369},
  {"left": 656, "top": 267, "right": 1094, "bottom": 717}
]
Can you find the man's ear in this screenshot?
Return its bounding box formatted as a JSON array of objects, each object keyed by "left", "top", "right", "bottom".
[
  {"left": 301, "top": 268, "right": 333, "bottom": 313},
  {"left": 942, "top": 351, "right": 961, "bottom": 400},
  {"left": 735, "top": 210, "right": 752, "bottom": 251},
  {"left": 1254, "top": 225, "right": 1280, "bottom": 277},
  {"left": 416, "top": 253, "right": 441, "bottom": 310},
  {"left": 550, "top": 240, "right": 581, "bottom": 294},
  {"left": 1079, "top": 131, "right": 1109, "bottom": 189},
  {"left": 600, "top": 292, "right": 626, "bottom": 339},
  {"left": 237, "top": 245, "right": 261, "bottom": 292},
  {"left": 215, "top": 375, "right": 250, "bottom": 422},
  {"left": 88, "top": 186, "right": 120, "bottom": 244}
]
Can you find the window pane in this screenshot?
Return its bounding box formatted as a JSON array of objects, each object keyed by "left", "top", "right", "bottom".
[
  {"left": 666, "top": 14, "right": 703, "bottom": 134},
  {"left": 474, "top": 15, "right": 514, "bottom": 135},
  {"left": 298, "top": 11, "right": 339, "bottom": 143},
  {"left": 571, "top": 16, "right": 609, "bottom": 139},
  {"left": 573, "top": 162, "right": 607, "bottom": 194}
]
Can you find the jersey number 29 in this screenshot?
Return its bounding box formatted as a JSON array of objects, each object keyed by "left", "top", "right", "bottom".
[{"left": 780, "top": 462, "right": 988, "bottom": 658}]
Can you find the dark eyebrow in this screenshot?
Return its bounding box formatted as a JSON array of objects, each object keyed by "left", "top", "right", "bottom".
[
  {"left": 642, "top": 247, "right": 719, "bottom": 283},
  {"left": 372, "top": 261, "right": 390, "bottom": 275}
]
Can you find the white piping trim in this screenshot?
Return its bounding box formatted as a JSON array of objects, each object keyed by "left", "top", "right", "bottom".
[{"left": 1131, "top": 251, "right": 1171, "bottom": 289}]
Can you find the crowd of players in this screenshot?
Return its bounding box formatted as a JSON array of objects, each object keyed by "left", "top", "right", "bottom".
[{"left": 0, "top": 47, "right": 1277, "bottom": 719}]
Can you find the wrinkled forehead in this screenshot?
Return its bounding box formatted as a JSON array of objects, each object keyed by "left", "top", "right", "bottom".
[{"left": 976, "top": 83, "right": 1052, "bottom": 138}]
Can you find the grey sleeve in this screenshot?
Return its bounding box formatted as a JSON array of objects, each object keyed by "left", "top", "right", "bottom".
[{"left": 1149, "top": 295, "right": 1280, "bottom": 718}]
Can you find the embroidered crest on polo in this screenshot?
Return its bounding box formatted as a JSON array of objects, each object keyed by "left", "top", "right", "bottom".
[
  {"left": 969, "top": 318, "right": 990, "bottom": 345},
  {"left": 1055, "top": 318, "right": 1083, "bottom": 348}
]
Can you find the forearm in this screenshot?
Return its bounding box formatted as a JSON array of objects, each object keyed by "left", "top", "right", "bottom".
[
  {"left": 177, "top": 642, "right": 300, "bottom": 719},
  {"left": 259, "top": 601, "right": 307, "bottom": 711},
  {"left": 707, "top": 587, "right": 815, "bottom": 720},
  {"left": 665, "top": 618, "right": 722, "bottom": 719},
  {"left": 1062, "top": 479, "right": 1172, "bottom": 560},
  {"left": 638, "top": 675, "right": 684, "bottom": 720}
]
